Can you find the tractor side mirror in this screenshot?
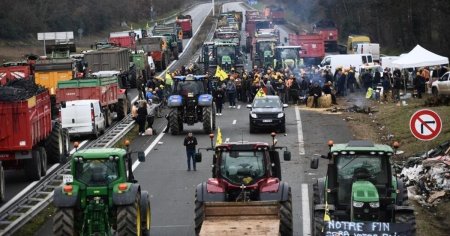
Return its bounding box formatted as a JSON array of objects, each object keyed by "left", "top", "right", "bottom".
[
  {"left": 283, "top": 150, "right": 291, "bottom": 161},
  {"left": 195, "top": 152, "right": 202, "bottom": 162},
  {"left": 310, "top": 158, "right": 319, "bottom": 169},
  {"left": 137, "top": 152, "right": 146, "bottom": 162},
  {"left": 246, "top": 104, "right": 252, "bottom": 109}
]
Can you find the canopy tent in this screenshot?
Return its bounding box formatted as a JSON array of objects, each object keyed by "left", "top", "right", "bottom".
[{"left": 392, "top": 45, "right": 449, "bottom": 69}]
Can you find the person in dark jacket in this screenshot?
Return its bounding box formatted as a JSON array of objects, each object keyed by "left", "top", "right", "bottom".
[
  {"left": 183, "top": 132, "right": 198, "bottom": 171},
  {"left": 310, "top": 83, "right": 322, "bottom": 108},
  {"left": 414, "top": 71, "right": 426, "bottom": 99},
  {"left": 214, "top": 87, "right": 225, "bottom": 115},
  {"left": 137, "top": 101, "right": 148, "bottom": 136},
  {"left": 322, "top": 81, "right": 337, "bottom": 105}
]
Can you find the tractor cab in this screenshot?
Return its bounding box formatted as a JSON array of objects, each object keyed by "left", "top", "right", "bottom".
[
  {"left": 201, "top": 41, "right": 243, "bottom": 74},
  {"left": 274, "top": 46, "right": 302, "bottom": 71},
  {"left": 173, "top": 75, "right": 207, "bottom": 98},
  {"left": 310, "top": 140, "right": 416, "bottom": 235}
]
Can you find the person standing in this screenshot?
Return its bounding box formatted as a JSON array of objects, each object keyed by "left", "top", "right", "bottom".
[
  {"left": 183, "top": 132, "right": 198, "bottom": 171},
  {"left": 146, "top": 99, "right": 157, "bottom": 135},
  {"left": 214, "top": 87, "right": 225, "bottom": 116},
  {"left": 226, "top": 77, "right": 237, "bottom": 108},
  {"left": 137, "top": 101, "right": 148, "bottom": 136},
  {"left": 310, "top": 83, "right": 322, "bottom": 108}
]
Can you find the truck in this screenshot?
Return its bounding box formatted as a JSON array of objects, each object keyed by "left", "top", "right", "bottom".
[
  {"left": 319, "top": 54, "right": 374, "bottom": 78},
  {"left": 289, "top": 33, "right": 325, "bottom": 66},
  {"left": 83, "top": 46, "right": 137, "bottom": 88},
  {"left": 53, "top": 144, "right": 151, "bottom": 235},
  {"left": 0, "top": 61, "right": 34, "bottom": 86},
  {"left": 313, "top": 20, "right": 339, "bottom": 53},
  {"left": 0, "top": 80, "right": 70, "bottom": 202},
  {"left": 356, "top": 43, "right": 380, "bottom": 62},
  {"left": 176, "top": 14, "right": 193, "bottom": 38},
  {"left": 152, "top": 23, "right": 183, "bottom": 59},
  {"left": 310, "top": 140, "right": 416, "bottom": 235},
  {"left": 137, "top": 36, "right": 171, "bottom": 72},
  {"left": 109, "top": 31, "right": 136, "bottom": 49},
  {"left": 274, "top": 46, "right": 302, "bottom": 71},
  {"left": 56, "top": 71, "right": 130, "bottom": 125},
  {"left": 194, "top": 133, "right": 292, "bottom": 235},
  {"left": 347, "top": 35, "right": 371, "bottom": 54}
]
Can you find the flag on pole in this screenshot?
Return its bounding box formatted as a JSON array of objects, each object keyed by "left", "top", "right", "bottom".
[
  {"left": 215, "top": 66, "right": 228, "bottom": 81},
  {"left": 216, "top": 127, "right": 223, "bottom": 146},
  {"left": 256, "top": 88, "right": 266, "bottom": 97}
]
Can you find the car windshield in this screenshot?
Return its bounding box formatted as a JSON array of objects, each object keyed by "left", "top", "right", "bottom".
[
  {"left": 336, "top": 155, "right": 388, "bottom": 204},
  {"left": 176, "top": 80, "right": 205, "bottom": 96},
  {"left": 253, "top": 97, "right": 281, "bottom": 108},
  {"left": 220, "top": 151, "right": 265, "bottom": 185},
  {"left": 75, "top": 159, "right": 119, "bottom": 186}
]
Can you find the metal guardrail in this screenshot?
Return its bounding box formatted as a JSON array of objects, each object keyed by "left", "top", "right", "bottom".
[{"left": 0, "top": 116, "right": 135, "bottom": 235}]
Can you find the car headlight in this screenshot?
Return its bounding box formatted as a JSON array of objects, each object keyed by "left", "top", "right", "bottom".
[
  {"left": 277, "top": 113, "right": 284, "bottom": 118},
  {"left": 369, "top": 202, "right": 380, "bottom": 208},
  {"left": 352, "top": 201, "right": 364, "bottom": 208},
  {"left": 250, "top": 113, "right": 257, "bottom": 118}
]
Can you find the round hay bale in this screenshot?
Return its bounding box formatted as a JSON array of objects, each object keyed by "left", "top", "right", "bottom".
[{"left": 319, "top": 94, "right": 332, "bottom": 108}]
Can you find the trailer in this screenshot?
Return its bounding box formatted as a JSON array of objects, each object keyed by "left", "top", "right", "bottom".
[
  {"left": 314, "top": 20, "right": 339, "bottom": 53},
  {"left": 137, "top": 36, "right": 171, "bottom": 72},
  {"left": 0, "top": 80, "right": 69, "bottom": 202},
  {"left": 289, "top": 33, "right": 325, "bottom": 66},
  {"left": 56, "top": 72, "right": 129, "bottom": 122},
  {"left": 176, "top": 15, "right": 193, "bottom": 38},
  {"left": 152, "top": 23, "right": 183, "bottom": 59}
]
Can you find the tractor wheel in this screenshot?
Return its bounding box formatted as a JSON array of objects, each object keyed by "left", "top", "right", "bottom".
[
  {"left": 169, "top": 109, "right": 180, "bottom": 135},
  {"left": 0, "top": 164, "right": 5, "bottom": 203},
  {"left": 117, "top": 193, "right": 141, "bottom": 236},
  {"left": 312, "top": 210, "right": 325, "bottom": 236},
  {"left": 313, "top": 182, "right": 320, "bottom": 204},
  {"left": 53, "top": 207, "right": 76, "bottom": 236},
  {"left": 202, "top": 107, "right": 213, "bottom": 134},
  {"left": 60, "top": 128, "right": 70, "bottom": 164},
  {"left": 38, "top": 147, "right": 48, "bottom": 176},
  {"left": 194, "top": 195, "right": 204, "bottom": 236},
  {"left": 397, "top": 179, "right": 410, "bottom": 206},
  {"left": 117, "top": 98, "right": 129, "bottom": 120},
  {"left": 24, "top": 149, "right": 41, "bottom": 181},
  {"left": 395, "top": 211, "right": 416, "bottom": 235},
  {"left": 45, "top": 122, "right": 65, "bottom": 164},
  {"left": 279, "top": 187, "right": 293, "bottom": 236},
  {"left": 104, "top": 108, "right": 113, "bottom": 127},
  {"left": 211, "top": 104, "right": 216, "bottom": 131},
  {"left": 140, "top": 191, "right": 151, "bottom": 235}
]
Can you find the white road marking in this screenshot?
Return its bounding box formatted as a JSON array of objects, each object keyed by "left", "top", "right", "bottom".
[
  {"left": 302, "top": 183, "right": 311, "bottom": 235},
  {"left": 232, "top": 120, "right": 236, "bottom": 125},
  {"left": 132, "top": 127, "right": 167, "bottom": 171},
  {"left": 237, "top": 105, "right": 241, "bottom": 109},
  {"left": 295, "top": 106, "right": 305, "bottom": 155},
  {"left": 225, "top": 138, "right": 230, "bottom": 143}
]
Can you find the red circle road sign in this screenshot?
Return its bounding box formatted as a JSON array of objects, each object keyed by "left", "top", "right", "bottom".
[{"left": 409, "top": 109, "right": 442, "bottom": 141}]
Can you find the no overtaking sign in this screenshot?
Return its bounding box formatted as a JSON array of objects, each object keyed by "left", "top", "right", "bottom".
[{"left": 410, "top": 109, "right": 442, "bottom": 141}]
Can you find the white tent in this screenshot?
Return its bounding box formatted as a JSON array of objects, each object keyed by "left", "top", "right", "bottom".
[{"left": 392, "top": 45, "right": 449, "bottom": 69}]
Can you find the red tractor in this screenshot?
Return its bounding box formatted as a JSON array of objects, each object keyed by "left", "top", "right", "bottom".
[{"left": 194, "top": 133, "right": 293, "bottom": 236}]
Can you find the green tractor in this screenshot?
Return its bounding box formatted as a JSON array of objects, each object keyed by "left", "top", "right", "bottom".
[
  {"left": 310, "top": 140, "right": 416, "bottom": 235},
  {"left": 53, "top": 142, "right": 151, "bottom": 236}
]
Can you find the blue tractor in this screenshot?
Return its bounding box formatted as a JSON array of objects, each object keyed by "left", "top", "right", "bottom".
[{"left": 167, "top": 75, "right": 216, "bottom": 134}]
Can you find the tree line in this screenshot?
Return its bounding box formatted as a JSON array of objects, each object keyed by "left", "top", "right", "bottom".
[
  {"left": 280, "top": 0, "right": 450, "bottom": 57},
  {"left": 0, "top": 0, "right": 195, "bottom": 40}
]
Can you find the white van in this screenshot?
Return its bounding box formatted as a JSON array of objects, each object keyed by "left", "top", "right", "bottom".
[
  {"left": 356, "top": 43, "right": 380, "bottom": 61},
  {"left": 319, "top": 54, "right": 374, "bottom": 77},
  {"left": 61, "top": 100, "right": 106, "bottom": 138}
]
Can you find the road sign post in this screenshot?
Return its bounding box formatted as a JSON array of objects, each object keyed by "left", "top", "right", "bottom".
[{"left": 409, "top": 109, "right": 442, "bottom": 141}]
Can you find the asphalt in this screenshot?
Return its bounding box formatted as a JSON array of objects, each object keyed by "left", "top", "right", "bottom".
[{"left": 33, "top": 2, "right": 355, "bottom": 236}]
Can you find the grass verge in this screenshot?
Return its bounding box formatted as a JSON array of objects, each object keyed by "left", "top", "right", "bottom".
[{"left": 13, "top": 205, "right": 55, "bottom": 236}]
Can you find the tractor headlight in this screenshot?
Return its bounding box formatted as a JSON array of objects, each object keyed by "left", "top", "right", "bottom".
[
  {"left": 369, "top": 202, "right": 380, "bottom": 208},
  {"left": 251, "top": 113, "right": 257, "bottom": 118},
  {"left": 277, "top": 113, "right": 284, "bottom": 118},
  {"left": 353, "top": 201, "right": 364, "bottom": 208}
]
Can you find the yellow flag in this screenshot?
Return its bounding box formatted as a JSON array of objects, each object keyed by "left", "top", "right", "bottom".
[
  {"left": 216, "top": 127, "right": 223, "bottom": 146},
  {"left": 215, "top": 66, "right": 228, "bottom": 81},
  {"left": 256, "top": 88, "right": 266, "bottom": 97}
]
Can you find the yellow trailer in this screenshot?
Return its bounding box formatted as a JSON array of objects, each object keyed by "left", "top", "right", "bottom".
[{"left": 34, "top": 59, "right": 73, "bottom": 95}]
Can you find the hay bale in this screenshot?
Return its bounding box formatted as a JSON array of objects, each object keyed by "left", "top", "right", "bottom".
[
  {"left": 306, "top": 96, "right": 314, "bottom": 107},
  {"left": 319, "top": 94, "right": 332, "bottom": 108}
]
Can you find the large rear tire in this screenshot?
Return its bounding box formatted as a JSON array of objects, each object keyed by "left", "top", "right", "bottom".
[
  {"left": 279, "top": 187, "right": 293, "bottom": 236},
  {"left": 202, "top": 106, "right": 215, "bottom": 134},
  {"left": 395, "top": 211, "right": 416, "bottom": 235},
  {"left": 24, "top": 149, "right": 41, "bottom": 181},
  {"left": 313, "top": 182, "right": 320, "bottom": 205},
  {"left": 140, "top": 191, "right": 151, "bottom": 235},
  {"left": 0, "top": 164, "right": 5, "bottom": 203},
  {"left": 38, "top": 147, "right": 47, "bottom": 176},
  {"left": 169, "top": 109, "right": 180, "bottom": 135},
  {"left": 194, "top": 195, "right": 204, "bottom": 236},
  {"left": 117, "top": 98, "right": 129, "bottom": 120},
  {"left": 312, "top": 210, "right": 325, "bottom": 236},
  {"left": 117, "top": 192, "right": 141, "bottom": 236},
  {"left": 53, "top": 208, "right": 76, "bottom": 236},
  {"left": 45, "top": 122, "right": 65, "bottom": 164}
]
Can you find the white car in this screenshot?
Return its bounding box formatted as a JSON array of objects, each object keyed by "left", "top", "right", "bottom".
[{"left": 432, "top": 72, "right": 450, "bottom": 96}]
